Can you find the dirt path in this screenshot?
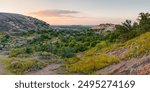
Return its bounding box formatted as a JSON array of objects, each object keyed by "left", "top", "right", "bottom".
[
  {"left": 27, "top": 64, "right": 61, "bottom": 75},
  {"left": 0, "top": 53, "right": 12, "bottom": 75}
]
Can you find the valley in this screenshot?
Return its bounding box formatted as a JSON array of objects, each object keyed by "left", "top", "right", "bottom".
[{"left": 0, "top": 12, "right": 150, "bottom": 75}]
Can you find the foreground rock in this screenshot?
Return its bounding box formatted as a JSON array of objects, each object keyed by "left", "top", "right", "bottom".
[
  {"left": 96, "top": 55, "right": 150, "bottom": 75},
  {"left": 0, "top": 13, "right": 50, "bottom": 32}
]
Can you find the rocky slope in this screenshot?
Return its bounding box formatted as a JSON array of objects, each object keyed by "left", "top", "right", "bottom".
[
  {"left": 96, "top": 55, "right": 150, "bottom": 75},
  {"left": 76, "top": 32, "right": 150, "bottom": 75},
  {"left": 0, "top": 13, "right": 50, "bottom": 32}
]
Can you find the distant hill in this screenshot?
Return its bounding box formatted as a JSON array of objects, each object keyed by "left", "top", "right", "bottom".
[
  {"left": 0, "top": 13, "right": 50, "bottom": 32},
  {"left": 51, "top": 25, "right": 91, "bottom": 31},
  {"left": 91, "top": 23, "right": 116, "bottom": 32}
]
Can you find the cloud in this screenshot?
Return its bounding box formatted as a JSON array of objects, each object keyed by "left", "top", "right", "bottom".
[
  {"left": 29, "top": 9, "right": 80, "bottom": 17},
  {"left": 28, "top": 9, "right": 126, "bottom": 25}
]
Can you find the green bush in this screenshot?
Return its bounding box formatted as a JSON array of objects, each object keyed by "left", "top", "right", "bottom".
[{"left": 9, "top": 47, "right": 33, "bottom": 57}]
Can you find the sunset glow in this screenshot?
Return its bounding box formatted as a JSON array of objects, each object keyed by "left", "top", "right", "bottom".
[{"left": 0, "top": 0, "right": 150, "bottom": 25}]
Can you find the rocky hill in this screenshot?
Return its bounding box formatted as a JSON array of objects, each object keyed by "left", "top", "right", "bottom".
[
  {"left": 91, "top": 23, "right": 116, "bottom": 32},
  {"left": 0, "top": 13, "right": 50, "bottom": 32}
]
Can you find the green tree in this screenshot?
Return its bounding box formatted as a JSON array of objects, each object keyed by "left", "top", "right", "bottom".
[{"left": 138, "top": 12, "right": 150, "bottom": 25}]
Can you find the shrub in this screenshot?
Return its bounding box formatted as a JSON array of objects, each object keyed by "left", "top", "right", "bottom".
[
  {"left": 64, "top": 57, "right": 79, "bottom": 64},
  {"left": 9, "top": 47, "right": 33, "bottom": 57},
  {"left": 9, "top": 48, "right": 26, "bottom": 57},
  {"left": 2, "top": 58, "right": 46, "bottom": 74}
]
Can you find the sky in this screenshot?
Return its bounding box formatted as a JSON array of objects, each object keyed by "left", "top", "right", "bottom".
[{"left": 0, "top": 0, "right": 150, "bottom": 25}]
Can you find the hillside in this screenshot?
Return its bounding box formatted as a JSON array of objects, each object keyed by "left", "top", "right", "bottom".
[
  {"left": 0, "top": 13, "right": 103, "bottom": 74},
  {"left": 64, "top": 13, "right": 150, "bottom": 74},
  {"left": 0, "top": 13, "right": 50, "bottom": 32},
  {"left": 69, "top": 32, "right": 150, "bottom": 74},
  {"left": 96, "top": 54, "right": 150, "bottom": 75}
]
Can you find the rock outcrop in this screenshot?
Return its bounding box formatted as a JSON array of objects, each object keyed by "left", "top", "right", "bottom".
[
  {"left": 0, "top": 13, "right": 50, "bottom": 32},
  {"left": 91, "top": 23, "right": 116, "bottom": 32},
  {"left": 96, "top": 55, "right": 150, "bottom": 75}
]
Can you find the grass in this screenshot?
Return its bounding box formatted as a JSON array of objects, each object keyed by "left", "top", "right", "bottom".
[
  {"left": 79, "top": 41, "right": 124, "bottom": 57},
  {"left": 67, "top": 55, "right": 120, "bottom": 74},
  {"left": 64, "top": 57, "right": 79, "bottom": 64},
  {"left": 9, "top": 48, "right": 28, "bottom": 57},
  {"left": 79, "top": 41, "right": 109, "bottom": 56},
  {"left": 1, "top": 58, "right": 46, "bottom": 74},
  {"left": 123, "top": 32, "right": 150, "bottom": 59}
]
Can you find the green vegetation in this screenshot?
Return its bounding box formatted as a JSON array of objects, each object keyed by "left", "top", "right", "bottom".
[
  {"left": 107, "top": 13, "right": 150, "bottom": 42},
  {"left": 66, "top": 12, "right": 150, "bottom": 74},
  {"left": 0, "top": 12, "right": 150, "bottom": 74},
  {"left": 0, "top": 26, "right": 103, "bottom": 74},
  {"left": 81, "top": 32, "right": 150, "bottom": 58},
  {"left": 9, "top": 47, "right": 33, "bottom": 57},
  {"left": 13, "top": 29, "right": 102, "bottom": 58},
  {"left": 123, "top": 32, "right": 150, "bottom": 59},
  {"left": 1, "top": 58, "right": 46, "bottom": 74},
  {"left": 0, "top": 33, "right": 11, "bottom": 43}
]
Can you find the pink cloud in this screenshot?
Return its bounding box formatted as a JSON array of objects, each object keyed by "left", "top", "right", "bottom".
[{"left": 29, "top": 9, "right": 80, "bottom": 17}]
